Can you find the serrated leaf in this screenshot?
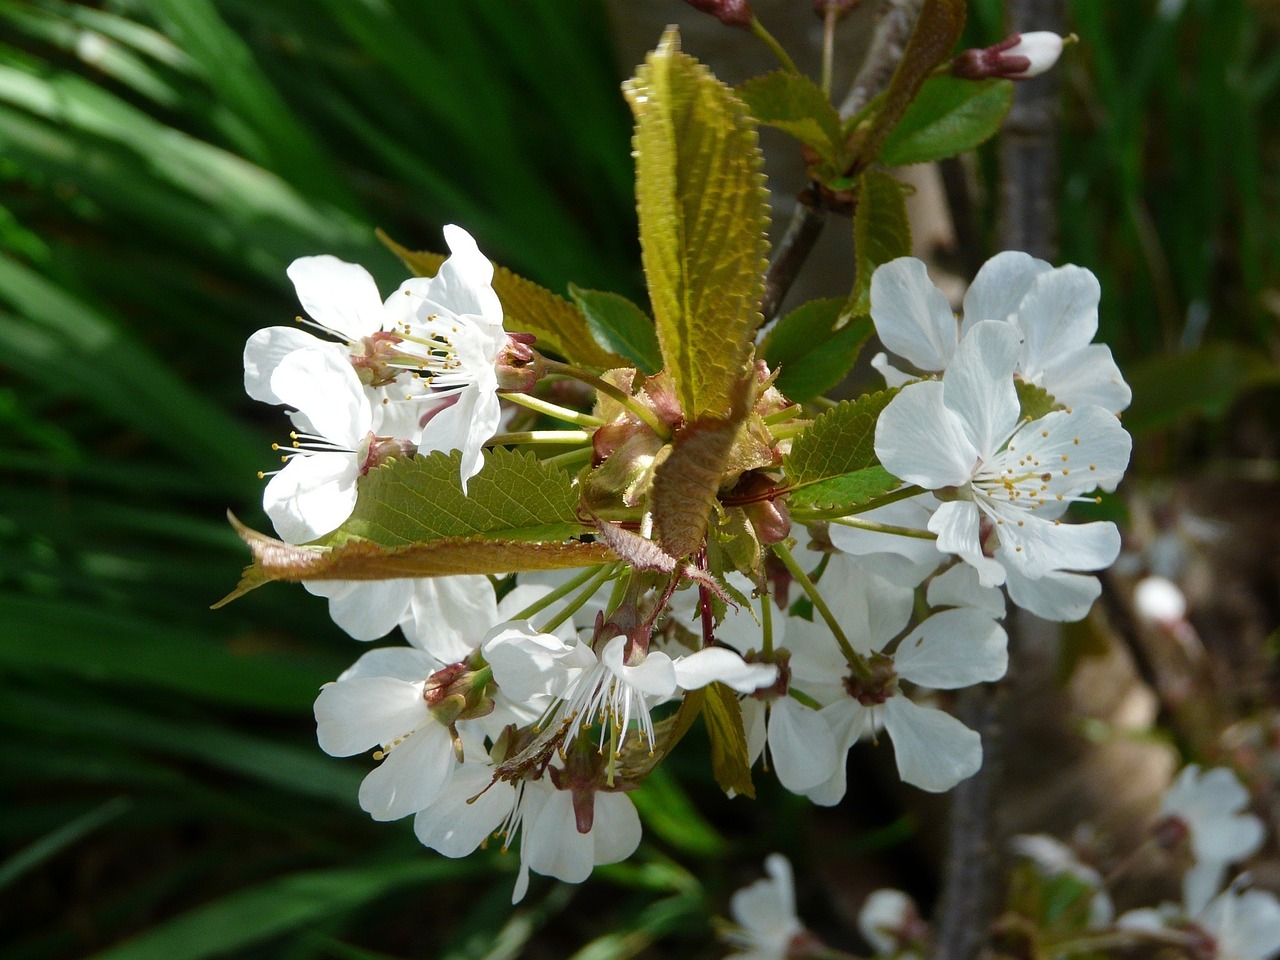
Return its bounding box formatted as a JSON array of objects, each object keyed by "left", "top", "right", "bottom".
[
  {"left": 847, "top": 0, "right": 967, "bottom": 174},
  {"left": 1016, "top": 380, "right": 1058, "bottom": 421},
  {"left": 790, "top": 465, "right": 900, "bottom": 512},
  {"left": 737, "top": 70, "right": 846, "bottom": 162},
  {"left": 336, "top": 448, "right": 584, "bottom": 546},
  {"left": 568, "top": 284, "right": 662, "bottom": 374},
  {"left": 377, "top": 228, "right": 623, "bottom": 369},
  {"left": 852, "top": 171, "right": 913, "bottom": 317},
  {"left": 216, "top": 524, "right": 614, "bottom": 607},
  {"left": 880, "top": 76, "right": 1014, "bottom": 166},
  {"left": 784, "top": 390, "right": 897, "bottom": 490},
  {"left": 703, "top": 681, "right": 754, "bottom": 798},
  {"left": 760, "top": 298, "right": 874, "bottom": 403},
  {"left": 624, "top": 28, "right": 769, "bottom": 421}
]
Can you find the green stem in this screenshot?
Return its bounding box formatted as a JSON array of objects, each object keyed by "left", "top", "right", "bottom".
[
  {"left": 541, "top": 358, "right": 670, "bottom": 440},
  {"left": 485, "top": 429, "right": 590, "bottom": 446},
  {"left": 828, "top": 516, "right": 936, "bottom": 540},
  {"left": 772, "top": 541, "right": 871, "bottom": 680},
  {"left": 789, "top": 687, "right": 823, "bottom": 710},
  {"left": 539, "top": 564, "right": 616, "bottom": 634},
  {"left": 761, "top": 591, "right": 774, "bottom": 657},
  {"left": 762, "top": 405, "right": 804, "bottom": 425},
  {"left": 542, "top": 447, "right": 594, "bottom": 471},
  {"left": 512, "top": 565, "right": 607, "bottom": 623},
  {"left": 750, "top": 16, "right": 801, "bottom": 75},
  {"left": 790, "top": 484, "right": 927, "bottom": 522},
  {"left": 502, "top": 390, "right": 603, "bottom": 427}
]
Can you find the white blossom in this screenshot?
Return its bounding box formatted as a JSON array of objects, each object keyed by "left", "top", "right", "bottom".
[
  {"left": 723, "top": 854, "right": 807, "bottom": 960},
  {"left": 875, "top": 320, "right": 1131, "bottom": 621},
  {"left": 1161, "top": 766, "right": 1266, "bottom": 914},
  {"left": 869, "top": 254, "right": 1130, "bottom": 413},
  {"left": 859, "top": 888, "right": 923, "bottom": 956},
  {"left": 1120, "top": 879, "right": 1280, "bottom": 960}
]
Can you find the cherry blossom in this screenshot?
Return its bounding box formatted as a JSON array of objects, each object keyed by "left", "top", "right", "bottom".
[
  {"left": 875, "top": 320, "right": 1131, "bottom": 621},
  {"left": 722, "top": 854, "right": 809, "bottom": 960},
  {"left": 869, "top": 253, "right": 1130, "bottom": 413}
]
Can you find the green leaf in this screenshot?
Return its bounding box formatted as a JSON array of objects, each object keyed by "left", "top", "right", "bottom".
[
  {"left": 85, "top": 860, "right": 483, "bottom": 960},
  {"left": 337, "top": 449, "right": 586, "bottom": 546},
  {"left": 568, "top": 284, "right": 662, "bottom": 374},
  {"left": 377, "top": 230, "right": 623, "bottom": 369},
  {"left": 737, "top": 70, "right": 846, "bottom": 162},
  {"left": 0, "top": 796, "right": 131, "bottom": 891},
  {"left": 759, "top": 298, "right": 873, "bottom": 403},
  {"left": 879, "top": 76, "right": 1014, "bottom": 166},
  {"left": 852, "top": 171, "right": 913, "bottom": 317},
  {"left": 627, "top": 767, "right": 726, "bottom": 857},
  {"left": 0, "top": 597, "right": 338, "bottom": 713},
  {"left": 789, "top": 465, "right": 900, "bottom": 512},
  {"left": 1124, "top": 342, "right": 1280, "bottom": 434},
  {"left": 701, "top": 682, "right": 754, "bottom": 799},
  {"left": 846, "top": 0, "right": 968, "bottom": 173},
  {"left": 624, "top": 28, "right": 769, "bottom": 420},
  {"left": 1016, "top": 380, "right": 1058, "bottom": 421},
  {"left": 784, "top": 390, "right": 898, "bottom": 490},
  {"left": 218, "top": 524, "right": 614, "bottom": 607}
]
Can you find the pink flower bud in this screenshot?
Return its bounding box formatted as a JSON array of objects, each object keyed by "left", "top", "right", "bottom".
[
  {"left": 683, "top": 0, "right": 754, "bottom": 29},
  {"left": 952, "top": 31, "right": 1065, "bottom": 81}
]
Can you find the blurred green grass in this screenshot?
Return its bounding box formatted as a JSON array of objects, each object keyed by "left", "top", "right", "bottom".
[{"left": 1, "top": 1, "right": 1278, "bottom": 957}]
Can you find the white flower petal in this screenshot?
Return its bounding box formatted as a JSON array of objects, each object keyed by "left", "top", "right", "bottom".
[
  {"left": 314, "top": 676, "right": 426, "bottom": 757},
  {"left": 882, "top": 696, "right": 982, "bottom": 792},
  {"left": 243, "top": 326, "right": 329, "bottom": 404},
  {"left": 876, "top": 380, "right": 978, "bottom": 489},
  {"left": 1015, "top": 265, "right": 1101, "bottom": 374},
  {"left": 1185, "top": 860, "right": 1229, "bottom": 918},
  {"left": 603, "top": 637, "right": 678, "bottom": 698},
  {"left": 524, "top": 789, "right": 595, "bottom": 884},
  {"left": 768, "top": 697, "right": 840, "bottom": 793},
  {"left": 941, "top": 320, "right": 1022, "bottom": 458},
  {"left": 1203, "top": 886, "right": 1280, "bottom": 960},
  {"left": 401, "top": 575, "right": 497, "bottom": 662},
  {"left": 270, "top": 348, "right": 371, "bottom": 448},
  {"left": 432, "top": 225, "right": 503, "bottom": 323},
  {"left": 803, "top": 700, "right": 873, "bottom": 807},
  {"left": 870, "top": 258, "right": 959, "bottom": 372},
  {"left": 484, "top": 624, "right": 595, "bottom": 701},
  {"left": 871, "top": 351, "right": 918, "bottom": 388},
  {"left": 894, "top": 609, "right": 1008, "bottom": 689},
  {"left": 305, "top": 579, "right": 414, "bottom": 641},
  {"left": 1040, "top": 343, "right": 1132, "bottom": 415},
  {"left": 961, "top": 251, "right": 1051, "bottom": 333},
  {"left": 338, "top": 646, "right": 438, "bottom": 683},
  {"left": 591, "top": 792, "right": 643, "bottom": 866},
  {"left": 859, "top": 888, "right": 917, "bottom": 955},
  {"left": 417, "top": 380, "right": 502, "bottom": 491},
  {"left": 926, "top": 564, "right": 1006, "bottom": 617},
  {"left": 674, "top": 647, "right": 777, "bottom": 693},
  {"left": 928, "top": 500, "right": 1005, "bottom": 586},
  {"left": 263, "top": 450, "right": 359, "bottom": 543},
  {"left": 287, "top": 255, "right": 386, "bottom": 341},
  {"left": 730, "top": 853, "right": 802, "bottom": 949},
  {"left": 358, "top": 720, "right": 456, "bottom": 821},
  {"left": 1002, "top": 566, "right": 1102, "bottom": 622},
  {"left": 992, "top": 512, "right": 1121, "bottom": 579},
  {"left": 414, "top": 764, "right": 515, "bottom": 858},
  {"left": 828, "top": 494, "right": 943, "bottom": 571}
]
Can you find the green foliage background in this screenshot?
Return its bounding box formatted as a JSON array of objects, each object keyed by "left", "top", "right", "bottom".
[{"left": 1, "top": 0, "right": 1277, "bottom": 957}]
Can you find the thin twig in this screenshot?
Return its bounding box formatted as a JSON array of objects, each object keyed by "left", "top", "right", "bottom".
[{"left": 932, "top": 4, "right": 1065, "bottom": 960}]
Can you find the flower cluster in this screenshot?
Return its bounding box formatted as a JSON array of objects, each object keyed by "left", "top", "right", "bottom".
[
  {"left": 720, "top": 766, "right": 1280, "bottom": 960},
  {"left": 236, "top": 243, "right": 1135, "bottom": 901}
]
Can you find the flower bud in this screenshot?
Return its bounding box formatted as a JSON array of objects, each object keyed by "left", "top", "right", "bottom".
[
  {"left": 952, "top": 32, "right": 1065, "bottom": 81},
  {"left": 683, "top": 0, "right": 754, "bottom": 28},
  {"left": 495, "top": 332, "right": 543, "bottom": 392}
]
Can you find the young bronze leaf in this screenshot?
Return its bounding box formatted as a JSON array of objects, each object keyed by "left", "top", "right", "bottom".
[
  {"left": 214, "top": 518, "right": 615, "bottom": 606},
  {"left": 623, "top": 28, "right": 769, "bottom": 421},
  {"left": 852, "top": 171, "right": 913, "bottom": 317},
  {"left": 377, "top": 228, "right": 623, "bottom": 369},
  {"left": 783, "top": 390, "right": 897, "bottom": 491},
  {"left": 703, "top": 681, "right": 755, "bottom": 798},
  {"left": 336, "top": 448, "right": 588, "bottom": 546},
  {"left": 651, "top": 378, "right": 750, "bottom": 559}
]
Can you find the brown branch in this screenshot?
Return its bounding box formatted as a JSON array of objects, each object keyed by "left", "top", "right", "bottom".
[
  {"left": 932, "top": 4, "right": 1065, "bottom": 960},
  {"left": 759, "top": 0, "right": 926, "bottom": 323}
]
